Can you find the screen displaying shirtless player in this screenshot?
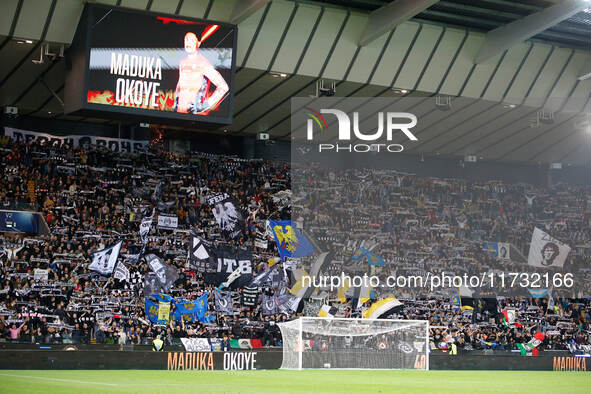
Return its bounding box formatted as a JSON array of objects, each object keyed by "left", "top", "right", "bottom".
[{"left": 174, "top": 32, "right": 229, "bottom": 114}]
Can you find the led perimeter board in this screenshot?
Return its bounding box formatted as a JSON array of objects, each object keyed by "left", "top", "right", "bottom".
[{"left": 65, "top": 4, "right": 237, "bottom": 125}]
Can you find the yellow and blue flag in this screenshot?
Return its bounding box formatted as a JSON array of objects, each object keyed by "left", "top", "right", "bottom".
[
  {"left": 145, "top": 298, "right": 159, "bottom": 324},
  {"left": 174, "top": 293, "right": 215, "bottom": 323},
  {"left": 145, "top": 294, "right": 173, "bottom": 324},
  {"left": 269, "top": 220, "right": 316, "bottom": 260}
]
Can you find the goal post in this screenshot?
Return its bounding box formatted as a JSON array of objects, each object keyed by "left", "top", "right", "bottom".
[{"left": 278, "top": 317, "right": 429, "bottom": 370}]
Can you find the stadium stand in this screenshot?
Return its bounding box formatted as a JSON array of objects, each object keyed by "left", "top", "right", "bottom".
[
  {"left": 3, "top": 0, "right": 591, "bottom": 390},
  {"left": 0, "top": 137, "right": 588, "bottom": 355}
]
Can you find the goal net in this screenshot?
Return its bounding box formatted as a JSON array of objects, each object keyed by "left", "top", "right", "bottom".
[{"left": 278, "top": 317, "right": 429, "bottom": 370}]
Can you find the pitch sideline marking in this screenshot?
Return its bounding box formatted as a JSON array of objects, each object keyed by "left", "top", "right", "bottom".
[{"left": 0, "top": 373, "right": 118, "bottom": 386}]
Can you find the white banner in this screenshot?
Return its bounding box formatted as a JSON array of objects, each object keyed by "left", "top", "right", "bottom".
[
  {"left": 33, "top": 268, "right": 48, "bottom": 282},
  {"left": 88, "top": 241, "right": 122, "bottom": 275},
  {"left": 4, "top": 127, "right": 149, "bottom": 153},
  {"left": 181, "top": 338, "right": 211, "bottom": 352},
  {"left": 528, "top": 227, "right": 570, "bottom": 268},
  {"left": 157, "top": 214, "right": 178, "bottom": 230},
  {"left": 498, "top": 242, "right": 510, "bottom": 261}
]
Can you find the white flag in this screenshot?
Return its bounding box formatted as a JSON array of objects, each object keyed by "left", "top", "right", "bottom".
[
  {"left": 114, "top": 262, "right": 130, "bottom": 282},
  {"left": 88, "top": 241, "right": 122, "bottom": 275},
  {"left": 528, "top": 228, "right": 570, "bottom": 268},
  {"left": 254, "top": 231, "right": 268, "bottom": 249}
]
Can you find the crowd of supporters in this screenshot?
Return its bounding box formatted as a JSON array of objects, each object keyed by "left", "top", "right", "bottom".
[
  {"left": 292, "top": 164, "right": 591, "bottom": 351},
  {"left": 0, "top": 137, "right": 589, "bottom": 353},
  {"left": 0, "top": 138, "right": 291, "bottom": 347}
]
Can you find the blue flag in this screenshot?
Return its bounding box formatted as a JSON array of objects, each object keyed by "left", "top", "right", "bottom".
[
  {"left": 269, "top": 220, "right": 315, "bottom": 260},
  {"left": 145, "top": 298, "right": 159, "bottom": 324},
  {"left": 483, "top": 242, "right": 499, "bottom": 258},
  {"left": 172, "top": 297, "right": 195, "bottom": 323},
  {"left": 352, "top": 248, "right": 385, "bottom": 266},
  {"left": 528, "top": 288, "right": 550, "bottom": 298},
  {"left": 195, "top": 292, "right": 216, "bottom": 323},
  {"left": 145, "top": 294, "right": 173, "bottom": 324},
  {"left": 153, "top": 294, "right": 173, "bottom": 303},
  {"left": 174, "top": 293, "right": 215, "bottom": 323}
]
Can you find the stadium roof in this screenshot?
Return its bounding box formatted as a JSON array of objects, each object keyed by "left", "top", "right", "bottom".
[
  {"left": 310, "top": 0, "right": 591, "bottom": 50},
  {"left": 1, "top": 0, "right": 591, "bottom": 165}
]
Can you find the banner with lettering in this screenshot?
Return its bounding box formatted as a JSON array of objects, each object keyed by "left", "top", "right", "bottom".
[
  {"left": 203, "top": 245, "right": 253, "bottom": 288},
  {"left": 206, "top": 193, "right": 245, "bottom": 239},
  {"left": 4, "top": 127, "right": 149, "bottom": 153},
  {"left": 157, "top": 214, "right": 178, "bottom": 230}
]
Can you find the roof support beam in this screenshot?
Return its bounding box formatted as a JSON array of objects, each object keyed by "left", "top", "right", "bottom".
[
  {"left": 578, "top": 58, "right": 591, "bottom": 81},
  {"left": 475, "top": 0, "right": 589, "bottom": 64},
  {"left": 358, "top": 0, "right": 439, "bottom": 47},
  {"left": 230, "top": 0, "right": 271, "bottom": 25}
]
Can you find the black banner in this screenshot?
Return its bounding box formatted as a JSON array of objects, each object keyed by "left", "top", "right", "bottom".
[
  {"left": 203, "top": 245, "right": 253, "bottom": 288},
  {"left": 0, "top": 348, "right": 585, "bottom": 371},
  {"left": 207, "top": 193, "right": 245, "bottom": 239},
  {"left": 189, "top": 235, "right": 215, "bottom": 272},
  {"left": 166, "top": 351, "right": 275, "bottom": 371}
]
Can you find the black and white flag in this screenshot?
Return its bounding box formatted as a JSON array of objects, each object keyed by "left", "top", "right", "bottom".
[
  {"left": 204, "top": 246, "right": 253, "bottom": 289},
  {"left": 189, "top": 235, "right": 215, "bottom": 272},
  {"left": 219, "top": 267, "right": 243, "bottom": 291},
  {"left": 498, "top": 242, "right": 511, "bottom": 261},
  {"left": 261, "top": 294, "right": 278, "bottom": 315},
  {"left": 528, "top": 227, "right": 570, "bottom": 268},
  {"left": 144, "top": 254, "right": 179, "bottom": 295},
  {"left": 214, "top": 291, "right": 234, "bottom": 315},
  {"left": 151, "top": 181, "right": 163, "bottom": 203},
  {"left": 88, "top": 241, "right": 122, "bottom": 276},
  {"left": 33, "top": 268, "right": 49, "bottom": 282},
  {"left": 249, "top": 264, "right": 282, "bottom": 288},
  {"left": 254, "top": 231, "right": 268, "bottom": 249},
  {"left": 317, "top": 304, "right": 338, "bottom": 318},
  {"left": 139, "top": 209, "right": 155, "bottom": 244},
  {"left": 214, "top": 246, "right": 253, "bottom": 276},
  {"left": 242, "top": 286, "right": 258, "bottom": 307},
  {"left": 114, "top": 262, "right": 130, "bottom": 282},
  {"left": 274, "top": 287, "right": 300, "bottom": 314},
  {"left": 271, "top": 190, "right": 292, "bottom": 210},
  {"left": 207, "top": 193, "right": 244, "bottom": 239},
  {"left": 157, "top": 200, "right": 176, "bottom": 212}
]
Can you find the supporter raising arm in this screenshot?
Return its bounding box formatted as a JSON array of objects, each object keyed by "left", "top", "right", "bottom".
[{"left": 9, "top": 317, "right": 28, "bottom": 341}]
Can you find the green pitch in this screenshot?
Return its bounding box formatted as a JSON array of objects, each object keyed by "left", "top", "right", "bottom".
[{"left": 0, "top": 370, "right": 589, "bottom": 393}]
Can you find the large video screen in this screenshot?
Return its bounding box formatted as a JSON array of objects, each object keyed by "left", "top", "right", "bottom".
[
  {"left": 73, "top": 5, "right": 236, "bottom": 124},
  {"left": 0, "top": 211, "right": 39, "bottom": 233}
]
